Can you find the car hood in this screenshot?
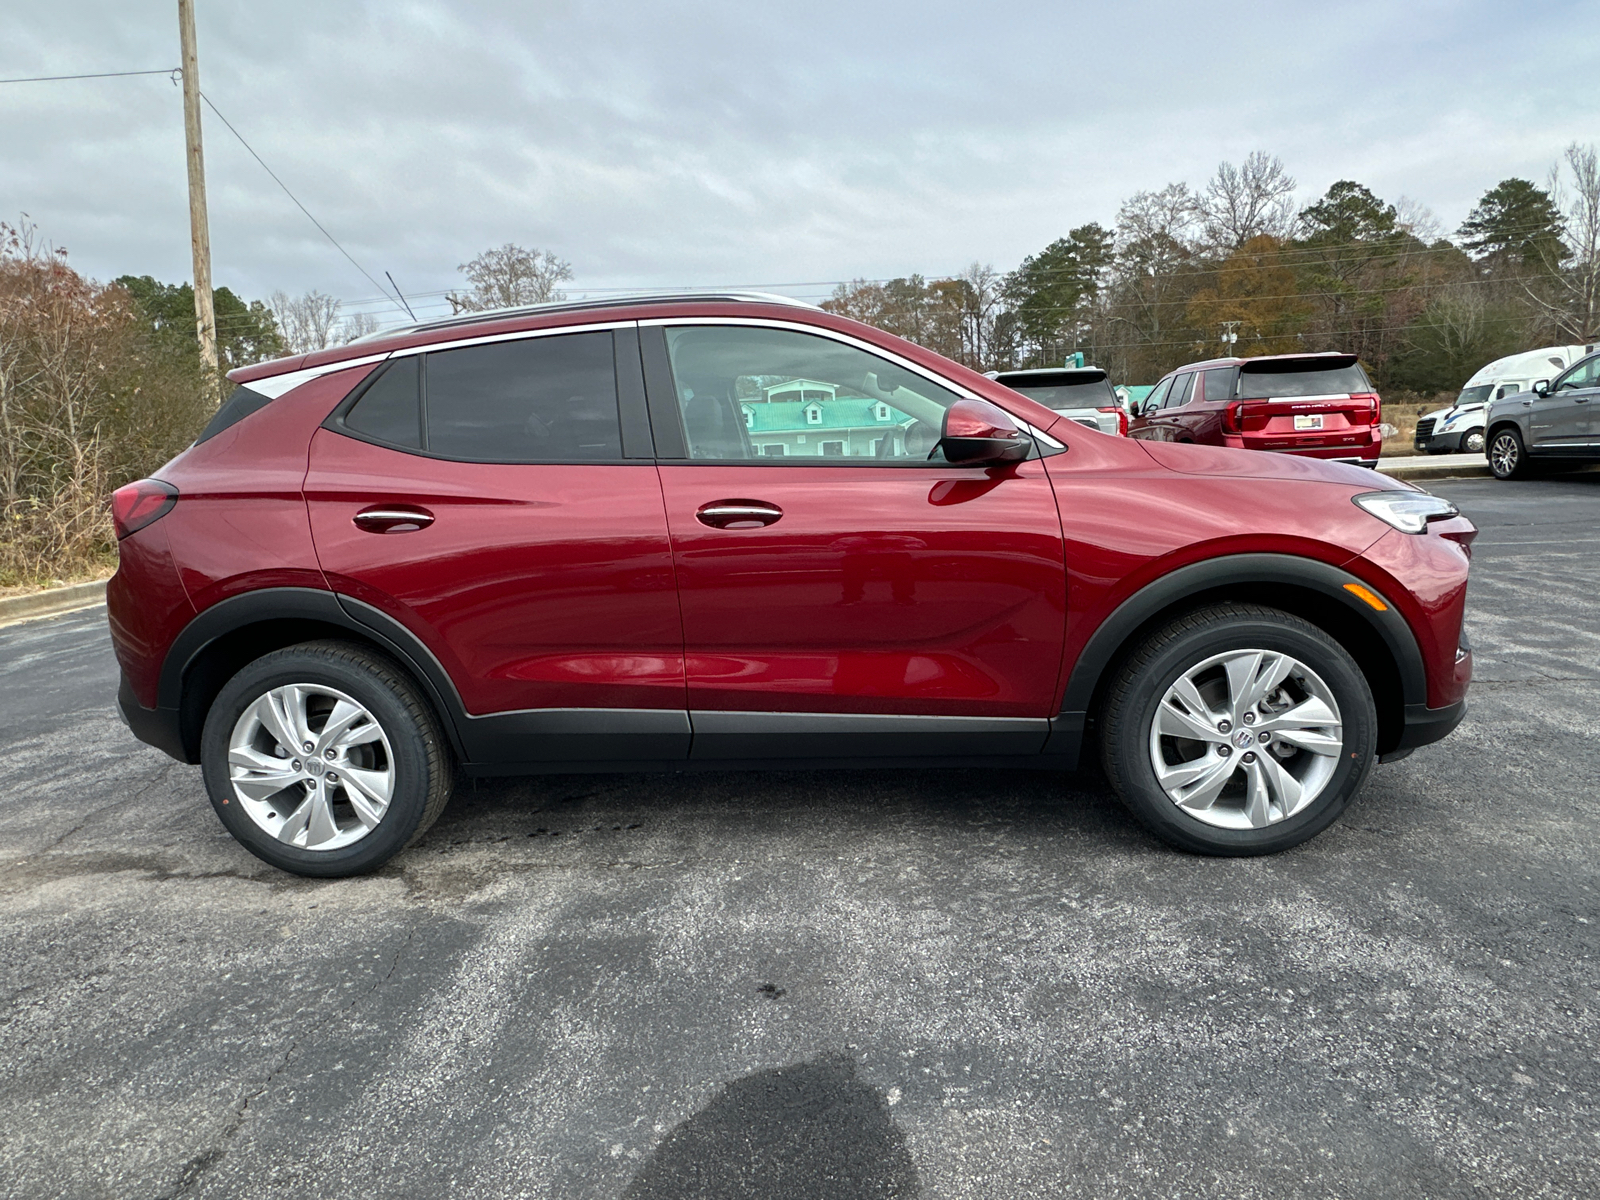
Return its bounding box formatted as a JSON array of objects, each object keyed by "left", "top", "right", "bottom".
[
  {"left": 1421, "top": 406, "right": 1453, "bottom": 422},
  {"left": 1135, "top": 439, "right": 1411, "bottom": 490}
]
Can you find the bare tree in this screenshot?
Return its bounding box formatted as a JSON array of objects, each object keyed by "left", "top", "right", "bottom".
[
  {"left": 1533, "top": 142, "right": 1600, "bottom": 342},
  {"left": 339, "top": 311, "right": 381, "bottom": 343},
  {"left": 1394, "top": 197, "right": 1442, "bottom": 244},
  {"left": 1197, "top": 152, "right": 1296, "bottom": 250},
  {"left": 2, "top": 221, "right": 210, "bottom": 582},
  {"left": 270, "top": 290, "right": 343, "bottom": 355},
  {"left": 447, "top": 244, "right": 573, "bottom": 314}
]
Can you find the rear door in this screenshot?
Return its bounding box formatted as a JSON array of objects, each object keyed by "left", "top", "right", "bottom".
[
  {"left": 1184, "top": 366, "right": 1237, "bottom": 443},
  {"left": 305, "top": 325, "right": 690, "bottom": 762},
  {"left": 643, "top": 320, "right": 1067, "bottom": 761}
]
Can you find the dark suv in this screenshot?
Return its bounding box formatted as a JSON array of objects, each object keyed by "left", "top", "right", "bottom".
[
  {"left": 109, "top": 294, "right": 1473, "bottom": 876},
  {"left": 1485, "top": 350, "right": 1600, "bottom": 479},
  {"left": 1129, "top": 352, "right": 1383, "bottom": 466}
]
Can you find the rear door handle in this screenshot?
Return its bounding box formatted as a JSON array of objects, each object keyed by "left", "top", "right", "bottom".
[
  {"left": 353, "top": 505, "right": 434, "bottom": 533},
  {"left": 695, "top": 500, "right": 783, "bottom": 529}
]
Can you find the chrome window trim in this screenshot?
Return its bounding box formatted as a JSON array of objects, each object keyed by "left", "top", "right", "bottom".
[
  {"left": 638, "top": 315, "right": 1063, "bottom": 448},
  {"left": 385, "top": 318, "right": 638, "bottom": 360},
  {"left": 246, "top": 353, "right": 392, "bottom": 398},
  {"left": 240, "top": 320, "right": 639, "bottom": 398}
]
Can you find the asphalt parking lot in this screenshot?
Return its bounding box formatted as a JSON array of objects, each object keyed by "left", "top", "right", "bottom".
[{"left": 2, "top": 474, "right": 1598, "bottom": 1199}]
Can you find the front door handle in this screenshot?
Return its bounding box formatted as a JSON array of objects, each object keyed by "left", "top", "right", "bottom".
[
  {"left": 696, "top": 500, "right": 783, "bottom": 529},
  {"left": 353, "top": 505, "right": 434, "bottom": 533}
]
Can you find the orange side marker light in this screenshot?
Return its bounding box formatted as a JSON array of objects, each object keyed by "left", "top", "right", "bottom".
[{"left": 1343, "top": 582, "right": 1388, "bottom": 612}]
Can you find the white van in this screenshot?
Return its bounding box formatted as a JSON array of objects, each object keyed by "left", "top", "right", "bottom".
[{"left": 1414, "top": 344, "right": 1598, "bottom": 454}]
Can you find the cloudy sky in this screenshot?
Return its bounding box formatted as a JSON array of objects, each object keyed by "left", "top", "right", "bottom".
[{"left": 3, "top": 1, "right": 1597, "bottom": 327}]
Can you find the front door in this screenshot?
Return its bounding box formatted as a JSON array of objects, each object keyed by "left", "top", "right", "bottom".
[
  {"left": 1530, "top": 355, "right": 1599, "bottom": 450},
  {"left": 305, "top": 327, "right": 689, "bottom": 762},
  {"left": 643, "top": 321, "right": 1067, "bottom": 760}
]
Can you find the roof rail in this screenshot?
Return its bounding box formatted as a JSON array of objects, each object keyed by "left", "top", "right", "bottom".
[{"left": 350, "top": 290, "right": 821, "bottom": 342}]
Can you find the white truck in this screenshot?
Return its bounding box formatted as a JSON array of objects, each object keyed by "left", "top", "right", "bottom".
[{"left": 1414, "top": 344, "right": 1598, "bottom": 454}]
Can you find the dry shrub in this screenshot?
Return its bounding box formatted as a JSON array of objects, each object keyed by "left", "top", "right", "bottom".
[{"left": 0, "top": 222, "right": 212, "bottom": 585}]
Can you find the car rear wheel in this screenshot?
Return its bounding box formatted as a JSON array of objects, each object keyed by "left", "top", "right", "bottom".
[
  {"left": 1099, "top": 604, "right": 1377, "bottom": 855},
  {"left": 1489, "top": 427, "right": 1530, "bottom": 479},
  {"left": 201, "top": 640, "right": 452, "bottom": 877}
]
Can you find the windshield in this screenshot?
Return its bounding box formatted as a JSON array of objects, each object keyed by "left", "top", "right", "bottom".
[
  {"left": 1236, "top": 364, "right": 1370, "bottom": 399},
  {"left": 1007, "top": 379, "right": 1117, "bottom": 410},
  {"left": 1454, "top": 385, "right": 1492, "bottom": 408}
]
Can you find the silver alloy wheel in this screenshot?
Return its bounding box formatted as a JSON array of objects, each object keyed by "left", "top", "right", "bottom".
[
  {"left": 1148, "top": 648, "right": 1344, "bottom": 830},
  {"left": 1463, "top": 430, "right": 1485, "bottom": 454},
  {"left": 227, "top": 683, "right": 395, "bottom": 851},
  {"left": 1490, "top": 431, "right": 1519, "bottom": 476}
]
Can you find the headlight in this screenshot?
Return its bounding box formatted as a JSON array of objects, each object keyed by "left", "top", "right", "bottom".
[{"left": 1353, "top": 491, "right": 1460, "bottom": 533}]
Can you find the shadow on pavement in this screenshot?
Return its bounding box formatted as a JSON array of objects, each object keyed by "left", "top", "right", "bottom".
[{"left": 623, "top": 1056, "right": 920, "bottom": 1200}]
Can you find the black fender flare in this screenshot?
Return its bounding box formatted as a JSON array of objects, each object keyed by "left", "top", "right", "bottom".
[
  {"left": 158, "top": 587, "right": 471, "bottom": 761},
  {"left": 1047, "top": 552, "right": 1426, "bottom": 757}
]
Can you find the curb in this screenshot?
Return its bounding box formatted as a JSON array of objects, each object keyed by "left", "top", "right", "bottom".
[
  {"left": 0, "top": 579, "right": 109, "bottom": 629},
  {"left": 1378, "top": 462, "right": 1491, "bottom": 482}
]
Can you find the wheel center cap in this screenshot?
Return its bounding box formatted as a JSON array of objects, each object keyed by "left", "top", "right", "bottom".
[
  {"left": 1234, "top": 730, "right": 1255, "bottom": 749},
  {"left": 306, "top": 757, "right": 326, "bottom": 776}
]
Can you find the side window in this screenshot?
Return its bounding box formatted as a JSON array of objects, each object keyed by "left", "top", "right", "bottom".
[
  {"left": 1203, "top": 368, "right": 1237, "bottom": 402},
  {"left": 1554, "top": 357, "right": 1599, "bottom": 391},
  {"left": 662, "top": 325, "right": 964, "bottom": 461},
  {"left": 420, "top": 331, "right": 622, "bottom": 462},
  {"left": 1142, "top": 378, "right": 1173, "bottom": 413},
  {"left": 1495, "top": 383, "right": 1520, "bottom": 399},
  {"left": 1165, "top": 373, "right": 1195, "bottom": 408},
  {"left": 343, "top": 357, "right": 421, "bottom": 448}
]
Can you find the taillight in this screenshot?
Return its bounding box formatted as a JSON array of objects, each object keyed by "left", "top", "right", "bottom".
[
  {"left": 1222, "top": 402, "right": 1243, "bottom": 434},
  {"left": 1350, "top": 392, "right": 1381, "bottom": 422},
  {"left": 1096, "top": 406, "right": 1129, "bottom": 437},
  {"left": 111, "top": 479, "right": 178, "bottom": 539}
]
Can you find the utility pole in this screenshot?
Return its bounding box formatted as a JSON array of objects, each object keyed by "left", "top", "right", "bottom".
[{"left": 178, "top": 0, "right": 219, "bottom": 389}]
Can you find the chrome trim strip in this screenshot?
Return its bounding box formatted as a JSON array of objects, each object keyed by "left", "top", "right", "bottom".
[
  {"left": 238, "top": 320, "right": 641, "bottom": 397},
  {"left": 637, "top": 315, "right": 982, "bottom": 399},
  {"left": 689, "top": 711, "right": 1046, "bottom": 734},
  {"left": 246, "top": 353, "right": 391, "bottom": 398},
  {"left": 386, "top": 318, "right": 639, "bottom": 360},
  {"left": 635, "top": 314, "right": 1062, "bottom": 446}
]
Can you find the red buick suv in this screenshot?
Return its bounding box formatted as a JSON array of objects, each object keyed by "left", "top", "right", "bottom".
[
  {"left": 107, "top": 294, "right": 1473, "bottom": 876},
  {"left": 1129, "top": 351, "right": 1384, "bottom": 466}
]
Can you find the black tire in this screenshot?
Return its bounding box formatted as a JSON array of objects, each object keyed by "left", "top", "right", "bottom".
[
  {"left": 201, "top": 640, "right": 452, "bottom": 877},
  {"left": 1461, "top": 429, "right": 1485, "bottom": 455},
  {"left": 1489, "top": 426, "right": 1531, "bottom": 480},
  {"left": 1099, "top": 604, "right": 1377, "bottom": 856}
]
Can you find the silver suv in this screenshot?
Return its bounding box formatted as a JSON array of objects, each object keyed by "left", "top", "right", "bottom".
[
  {"left": 1486, "top": 351, "right": 1600, "bottom": 479},
  {"left": 989, "top": 367, "right": 1127, "bottom": 436}
]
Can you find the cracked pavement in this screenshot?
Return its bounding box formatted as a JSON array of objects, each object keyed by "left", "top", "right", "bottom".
[{"left": 1, "top": 476, "right": 1598, "bottom": 1198}]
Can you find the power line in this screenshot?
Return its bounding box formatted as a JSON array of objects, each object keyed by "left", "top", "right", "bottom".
[
  {"left": 0, "top": 68, "right": 178, "bottom": 84},
  {"left": 197, "top": 90, "right": 409, "bottom": 318}
]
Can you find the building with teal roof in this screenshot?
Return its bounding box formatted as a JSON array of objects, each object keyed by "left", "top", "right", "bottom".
[{"left": 738, "top": 378, "right": 914, "bottom": 457}]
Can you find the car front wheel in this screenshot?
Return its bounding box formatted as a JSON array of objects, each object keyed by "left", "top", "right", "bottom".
[
  {"left": 201, "top": 640, "right": 453, "bottom": 877},
  {"left": 1489, "top": 427, "right": 1530, "bottom": 479},
  {"left": 1099, "top": 604, "right": 1377, "bottom": 855}
]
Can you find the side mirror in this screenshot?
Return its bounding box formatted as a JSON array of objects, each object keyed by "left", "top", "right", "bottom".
[
  {"left": 939, "top": 399, "right": 1031, "bottom": 465},
  {"left": 1534, "top": 379, "right": 1551, "bottom": 396}
]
